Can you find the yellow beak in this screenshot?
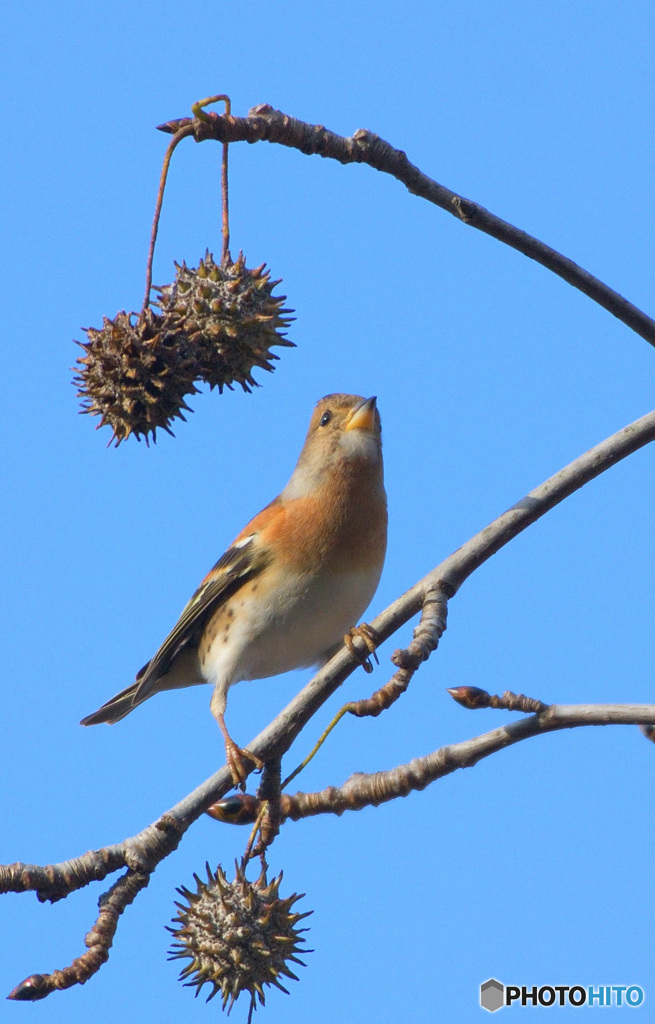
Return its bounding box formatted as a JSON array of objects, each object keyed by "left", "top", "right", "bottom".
[{"left": 345, "top": 396, "right": 377, "bottom": 433}]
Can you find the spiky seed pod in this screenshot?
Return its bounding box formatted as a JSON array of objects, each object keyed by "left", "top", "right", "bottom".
[
  {"left": 168, "top": 862, "right": 311, "bottom": 1016},
  {"left": 155, "top": 251, "right": 295, "bottom": 394},
  {"left": 74, "top": 309, "right": 200, "bottom": 445}
]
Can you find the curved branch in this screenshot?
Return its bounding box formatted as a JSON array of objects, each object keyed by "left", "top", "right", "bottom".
[
  {"left": 157, "top": 104, "right": 655, "bottom": 349},
  {"left": 8, "top": 870, "right": 149, "bottom": 1002},
  {"left": 282, "top": 704, "right": 655, "bottom": 819},
  {"left": 226, "top": 406, "right": 655, "bottom": 794},
  {"left": 214, "top": 703, "right": 655, "bottom": 823},
  {"left": 5, "top": 407, "right": 654, "bottom": 998},
  {"left": 8, "top": 406, "right": 655, "bottom": 884}
]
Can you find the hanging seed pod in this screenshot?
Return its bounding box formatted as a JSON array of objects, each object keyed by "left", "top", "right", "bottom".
[
  {"left": 168, "top": 862, "right": 311, "bottom": 1015},
  {"left": 155, "top": 251, "right": 295, "bottom": 393},
  {"left": 74, "top": 309, "right": 200, "bottom": 445}
]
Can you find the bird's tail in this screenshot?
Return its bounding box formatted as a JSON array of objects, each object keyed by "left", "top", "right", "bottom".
[
  {"left": 80, "top": 681, "right": 142, "bottom": 726},
  {"left": 81, "top": 648, "right": 202, "bottom": 726}
]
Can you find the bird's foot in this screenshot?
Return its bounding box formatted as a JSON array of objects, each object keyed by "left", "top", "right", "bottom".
[
  {"left": 224, "top": 737, "right": 264, "bottom": 791},
  {"left": 344, "top": 622, "right": 380, "bottom": 674}
]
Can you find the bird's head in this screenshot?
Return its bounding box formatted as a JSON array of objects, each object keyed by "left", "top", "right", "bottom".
[{"left": 283, "top": 394, "right": 383, "bottom": 499}]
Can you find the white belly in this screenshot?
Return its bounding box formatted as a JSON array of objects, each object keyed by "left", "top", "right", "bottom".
[{"left": 201, "top": 565, "right": 382, "bottom": 690}]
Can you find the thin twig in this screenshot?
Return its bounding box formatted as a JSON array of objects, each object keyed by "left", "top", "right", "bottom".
[
  {"left": 141, "top": 124, "right": 194, "bottom": 315},
  {"left": 281, "top": 586, "right": 450, "bottom": 788},
  {"left": 8, "top": 870, "right": 150, "bottom": 1001},
  {"left": 189, "top": 94, "right": 233, "bottom": 263},
  {"left": 221, "top": 138, "right": 230, "bottom": 263},
  {"left": 352, "top": 582, "right": 451, "bottom": 717},
  {"left": 206, "top": 703, "right": 655, "bottom": 825},
  {"left": 280, "top": 704, "right": 655, "bottom": 820},
  {"left": 156, "top": 105, "right": 655, "bottom": 348}
]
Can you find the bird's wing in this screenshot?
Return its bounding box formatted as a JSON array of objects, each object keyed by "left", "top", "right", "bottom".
[
  {"left": 79, "top": 535, "right": 270, "bottom": 726},
  {"left": 132, "top": 532, "right": 271, "bottom": 703},
  {"left": 80, "top": 501, "right": 282, "bottom": 727}
]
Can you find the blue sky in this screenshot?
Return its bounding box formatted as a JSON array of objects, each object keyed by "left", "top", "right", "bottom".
[{"left": 3, "top": 2, "right": 655, "bottom": 1021}]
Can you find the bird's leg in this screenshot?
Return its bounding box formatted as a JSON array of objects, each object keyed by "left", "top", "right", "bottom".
[
  {"left": 344, "top": 622, "right": 380, "bottom": 674},
  {"left": 215, "top": 712, "right": 264, "bottom": 790},
  {"left": 211, "top": 686, "right": 263, "bottom": 790}
]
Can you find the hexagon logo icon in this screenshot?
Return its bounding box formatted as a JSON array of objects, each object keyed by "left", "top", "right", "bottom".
[{"left": 480, "top": 978, "right": 504, "bottom": 1012}]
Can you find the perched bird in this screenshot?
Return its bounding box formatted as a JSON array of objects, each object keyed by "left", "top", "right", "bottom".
[{"left": 81, "top": 394, "right": 387, "bottom": 788}]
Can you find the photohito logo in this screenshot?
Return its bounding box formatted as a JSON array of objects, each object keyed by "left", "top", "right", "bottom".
[{"left": 480, "top": 979, "right": 645, "bottom": 1011}]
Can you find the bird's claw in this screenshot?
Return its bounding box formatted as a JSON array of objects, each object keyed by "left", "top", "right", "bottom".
[
  {"left": 344, "top": 623, "right": 380, "bottom": 673},
  {"left": 224, "top": 738, "right": 264, "bottom": 791}
]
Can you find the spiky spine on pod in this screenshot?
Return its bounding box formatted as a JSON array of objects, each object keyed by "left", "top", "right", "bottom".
[
  {"left": 155, "top": 251, "right": 295, "bottom": 394},
  {"left": 74, "top": 309, "right": 200, "bottom": 445},
  {"left": 168, "top": 862, "right": 311, "bottom": 1016}
]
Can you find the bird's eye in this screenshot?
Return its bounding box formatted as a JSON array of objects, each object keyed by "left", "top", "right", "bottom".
[{"left": 319, "top": 411, "right": 332, "bottom": 427}]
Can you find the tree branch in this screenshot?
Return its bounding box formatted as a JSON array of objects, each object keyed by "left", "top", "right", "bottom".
[
  {"left": 8, "top": 870, "right": 150, "bottom": 1001},
  {"left": 211, "top": 703, "right": 655, "bottom": 824},
  {"left": 5, "top": 407, "right": 655, "bottom": 998},
  {"left": 157, "top": 104, "right": 655, "bottom": 349}
]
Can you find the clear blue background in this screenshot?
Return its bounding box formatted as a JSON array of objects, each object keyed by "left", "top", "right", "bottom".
[{"left": 2, "top": 2, "right": 654, "bottom": 1021}]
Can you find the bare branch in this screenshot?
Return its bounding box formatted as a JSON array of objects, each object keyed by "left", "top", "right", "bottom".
[
  {"left": 351, "top": 584, "right": 450, "bottom": 719},
  {"left": 157, "top": 105, "right": 655, "bottom": 349},
  {"left": 5, "top": 407, "right": 655, "bottom": 998},
  {"left": 0, "top": 845, "right": 126, "bottom": 904},
  {"left": 7, "top": 408, "right": 655, "bottom": 878},
  {"left": 229, "top": 406, "right": 655, "bottom": 791},
  {"left": 8, "top": 870, "right": 150, "bottom": 1001},
  {"left": 278, "top": 704, "right": 655, "bottom": 820}
]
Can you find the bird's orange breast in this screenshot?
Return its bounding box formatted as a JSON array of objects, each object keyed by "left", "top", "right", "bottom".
[{"left": 261, "top": 471, "right": 387, "bottom": 575}]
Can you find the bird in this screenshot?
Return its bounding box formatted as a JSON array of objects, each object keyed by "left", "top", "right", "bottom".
[{"left": 81, "top": 394, "right": 387, "bottom": 788}]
